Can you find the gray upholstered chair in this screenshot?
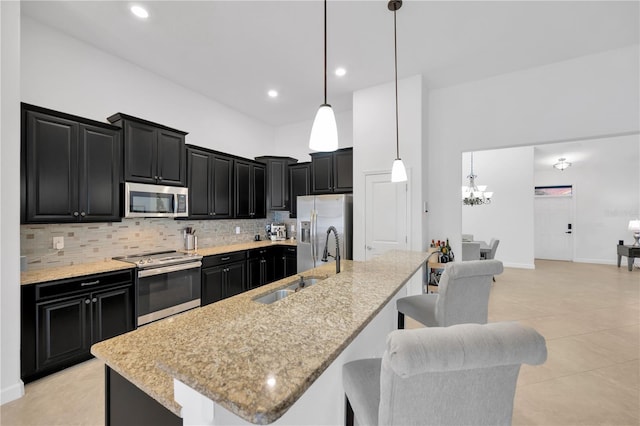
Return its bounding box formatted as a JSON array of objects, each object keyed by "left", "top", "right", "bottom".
[
  {"left": 486, "top": 238, "right": 500, "bottom": 260},
  {"left": 461, "top": 233, "right": 474, "bottom": 242},
  {"left": 461, "top": 241, "right": 481, "bottom": 261},
  {"left": 397, "top": 260, "right": 503, "bottom": 329},
  {"left": 343, "top": 322, "right": 547, "bottom": 426}
]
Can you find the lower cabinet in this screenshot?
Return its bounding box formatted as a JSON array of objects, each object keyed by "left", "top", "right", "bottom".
[
  {"left": 247, "top": 248, "right": 276, "bottom": 289},
  {"left": 274, "top": 246, "right": 297, "bottom": 281},
  {"left": 21, "top": 270, "right": 134, "bottom": 383},
  {"left": 201, "top": 252, "right": 247, "bottom": 306}
]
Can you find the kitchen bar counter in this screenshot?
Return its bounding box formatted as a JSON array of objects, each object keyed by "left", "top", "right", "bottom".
[
  {"left": 91, "top": 250, "right": 428, "bottom": 424},
  {"left": 20, "top": 240, "right": 297, "bottom": 285}
]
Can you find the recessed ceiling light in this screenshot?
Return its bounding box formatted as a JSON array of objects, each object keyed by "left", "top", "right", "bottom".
[
  {"left": 267, "top": 90, "right": 278, "bottom": 98},
  {"left": 335, "top": 67, "right": 346, "bottom": 77},
  {"left": 130, "top": 5, "right": 149, "bottom": 19}
]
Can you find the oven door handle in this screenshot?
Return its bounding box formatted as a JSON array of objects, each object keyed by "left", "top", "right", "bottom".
[{"left": 138, "top": 261, "right": 202, "bottom": 278}]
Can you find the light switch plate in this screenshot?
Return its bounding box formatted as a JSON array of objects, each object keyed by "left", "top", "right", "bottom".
[
  {"left": 53, "top": 236, "right": 64, "bottom": 250},
  {"left": 235, "top": 226, "right": 240, "bottom": 234}
]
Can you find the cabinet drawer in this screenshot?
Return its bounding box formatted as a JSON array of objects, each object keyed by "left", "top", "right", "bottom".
[
  {"left": 202, "top": 251, "right": 246, "bottom": 268},
  {"left": 35, "top": 270, "right": 133, "bottom": 302},
  {"left": 247, "top": 247, "right": 275, "bottom": 259},
  {"left": 282, "top": 246, "right": 297, "bottom": 254}
]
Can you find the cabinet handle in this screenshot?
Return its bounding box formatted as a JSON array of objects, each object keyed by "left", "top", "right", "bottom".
[
  {"left": 159, "top": 176, "right": 163, "bottom": 180},
  {"left": 212, "top": 212, "right": 217, "bottom": 216},
  {"left": 221, "top": 256, "right": 230, "bottom": 261},
  {"left": 84, "top": 299, "right": 91, "bottom": 304},
  {"left": 209, "top": 212, "right": 213, "bottom": 216},
  {"left": 154, "top": 176, "right": 158, "bottom": 179},
  {"left": 81, "top": 280, "right": 100, "bottom": 287},
  {"left": 80, "top": 211, "right": 86, "bottom": 217},
  {"left": 92, "top": 298, "right": 97, "bottom": 303},
  {"left": 73, "top": 211, "right": 79, "bottom": 217}
]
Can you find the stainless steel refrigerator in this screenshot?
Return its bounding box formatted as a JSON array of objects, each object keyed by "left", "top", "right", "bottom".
[{"left": 296, "top": 194, "right": 353, "bottom": 273}]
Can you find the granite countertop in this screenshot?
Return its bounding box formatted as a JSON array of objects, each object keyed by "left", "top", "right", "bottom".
[
  {"left": 20, "top": 240, "right": 297, "bottom": 285},
  {"left": 20, "top": 260, "right": 135, "bottom": 286},
  {"left": 91, "top": 250, "right": 429, "bottom": 423}
]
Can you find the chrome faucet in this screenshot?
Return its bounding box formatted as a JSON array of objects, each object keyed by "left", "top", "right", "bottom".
[{"left": 321, "top": 226, "right": 341, "bottom": 274}]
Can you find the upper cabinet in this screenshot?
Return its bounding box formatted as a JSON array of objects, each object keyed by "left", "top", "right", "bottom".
[
  {"left": 186, "top": 146, "right": 234, "bottom": 219},
  {"left": 288, "top": 162, "right": 311, "bottom": 218},
  {"left": 255, "top": 156, "right": 298, "bottom": 211},
  {"left": 107, "top": 113, "right": 187, "bottom": 187},
  {"left": 21, "top": 104, "right": 121, "bottom": 223},
  {"left": 311, "top": 147, "right": 353, "bottom": 194},
  {"left": 235, "top": 160, "right": 266, "bottom": 219}
]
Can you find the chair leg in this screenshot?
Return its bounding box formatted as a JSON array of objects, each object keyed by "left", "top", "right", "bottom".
[
  {"left": 397, "top": 312, "right": 405, "bottom": 329},
  {"left": 345, "top": 395, "right": 354, "bottom": 426}
]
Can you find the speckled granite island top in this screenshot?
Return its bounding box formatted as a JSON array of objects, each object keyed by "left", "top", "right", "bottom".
[{"left": 91, "top": 250, "right": 428, "bottom": 424}]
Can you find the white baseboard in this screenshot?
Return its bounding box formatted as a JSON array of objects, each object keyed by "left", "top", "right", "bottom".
[
  {"left": 1, "top": 381, "right": 24, "bottom": 405},
  {"left": 503, "top": 262, "right": 535, "bottom": 269}
]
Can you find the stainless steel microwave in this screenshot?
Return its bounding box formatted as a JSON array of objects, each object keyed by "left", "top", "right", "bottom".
[{"left": 124, "top": 182, "right": 188, "bottom": 218}]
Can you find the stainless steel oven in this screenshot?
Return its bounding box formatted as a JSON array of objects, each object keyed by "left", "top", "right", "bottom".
[{"left": 114, "top": 251, "right": 202, "bottom": 326}]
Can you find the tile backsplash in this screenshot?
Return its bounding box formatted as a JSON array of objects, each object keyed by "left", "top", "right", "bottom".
[{"left": 20, "top": 212, "right": 298, "bottom": 271}]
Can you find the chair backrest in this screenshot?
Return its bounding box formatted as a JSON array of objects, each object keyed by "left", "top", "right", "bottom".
[
  {"left": 436, "top": 260, "right": 503, "bottom": 326},
  {"left": 461, "top": 241, "right": 481, "bottom": 261},
  {"left": 486, "top": 238, "right": 500, "bottom": 260},
  {"left": 379, "top": 322, "right": 547, "bottom": 426},
  {"left": 461, "top": 233, "right": 474, "bottom": 242}
]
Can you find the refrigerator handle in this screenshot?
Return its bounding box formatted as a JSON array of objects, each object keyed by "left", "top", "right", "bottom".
[{"left": 311, "top": 210, "right": 317, "bottom": 263}]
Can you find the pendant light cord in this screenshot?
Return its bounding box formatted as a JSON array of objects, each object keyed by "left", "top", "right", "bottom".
[
  {"left": 324, "top": 0, "right": 327, "bottom": 105},
  {"left": 394, "top": 8, "right": 400, "bottom": 159}
]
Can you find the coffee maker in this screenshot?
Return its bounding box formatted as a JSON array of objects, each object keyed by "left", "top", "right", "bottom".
[{"left": 270, "top": 224, "right": 287, "bottom": 241}]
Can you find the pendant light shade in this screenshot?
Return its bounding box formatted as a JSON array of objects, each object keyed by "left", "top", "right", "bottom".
[
  {"left": 309, "top": 0, "right": 338, "bottom": 152},
  {"left": 310, "top": 104, "right": 338, "bottom": 151},
  {"left": 388, "top": 0, "right": 407, "bottom": 183},
  {"left": 391, "top": 158, "right": 408, "bottom": 182}
]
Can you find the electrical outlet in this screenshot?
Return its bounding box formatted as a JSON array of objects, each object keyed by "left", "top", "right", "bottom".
[
  {"left": 53, "top": 236, "right": 64, "bottom": 250},
  {"left": 235, "top": 226, "right": 240, "bottom": 234}
]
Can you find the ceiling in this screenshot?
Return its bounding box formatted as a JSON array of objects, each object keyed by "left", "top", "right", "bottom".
[{"left": 21, "top": 1, "right": 639, "bottom": 127}]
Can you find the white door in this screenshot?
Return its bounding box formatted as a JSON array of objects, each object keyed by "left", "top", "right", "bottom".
[
  {"left": 534, "top": 196, "right": 574, "bottom": 261},
  {"left": 364, "top": 172, "right": 408, "bottom": 260}
]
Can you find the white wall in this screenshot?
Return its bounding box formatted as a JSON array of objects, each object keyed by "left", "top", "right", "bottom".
[
  {"left": 352, "top": 75, "right": 427, "bottom": 261},
  {"left": 534, "top": 134, "right": 640, "bottom": 264},
  {"left": 1, "top": 0, "right": 25, "bottom": 404},
  {"left": 273, "top": 109, "right": 353, "bottom": 162},
  {"left": 462, "top": 147, "right": 535, "bottom": 268},
  {"left": 21, "top": 17, "right": 274, "bottom": 160},
  {"left": 428, "top": 45, "right": 640, "bottom": 262}
]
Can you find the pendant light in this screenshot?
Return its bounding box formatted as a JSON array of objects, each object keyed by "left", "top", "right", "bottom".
[
  {"left": 389, "top": 0, "right": 407, "bottom": 183},
  {"left": 309, "top": 0, "right": 338, "bottom": 152},
  {"left": 462, "top": 152, "right": 493, "bottom": 206}
]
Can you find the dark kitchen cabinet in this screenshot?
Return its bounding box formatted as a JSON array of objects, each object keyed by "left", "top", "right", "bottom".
[
  {"left": 21, "top": 270, "right": 134, "bottom": 383},
  {"left": 288, "top": 162, "right": 311, "bottom": 218},
  {"left": 274, "top": 246, "right": 298, "bottom": 281},
  {"left": 255, "top": 156, "right": 298, "bottom": 211},
  {"left": 235, "top": 160, "right": 266, "bottom": 219},
  {"left": 247, "top": 248, "right": 276, "bottom": 289},
  {"left": 311, "top": 147, "right": 353, "bottom": 194},
  {"left": 21, "top": 104, "right": 121, "bottom": 223},
  {"left": 187, "top": 146, "right": 234, "bottom": 219},
  {"left": 108, "top": 113, "right": 187, "bottom": 187},
  {"left": 201, "top": 252, "right": 247, "bottom": 306}
]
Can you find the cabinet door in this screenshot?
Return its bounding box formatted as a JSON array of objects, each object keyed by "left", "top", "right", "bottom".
[
  {"left": 235, "top": 160, "right": 252, "bottom": 218},
  {"left": 187, "top": 148, "right": 212, "bottom": 219},
  {"left": 288, "top": 164, "right": 310, "bottom": 218},
  {"left": 253, "top": 164, "right": 266, "bottom": 218},
  {"left": 36, "top": 295, "right": 90, "bottom": 370},
  {"left": 123, "top": 121, "right": 157, "bottom": 184},
  {"left": 225, "top": 261, "right": 246, "bottom": 298},
  {"left": 92, "top": 284, "right": 134, "bottom": 343},
  {"left": 267, "top": 159, "right": 287, "bottom": 210},
  {"left": 202, "top": 266, "right": 225, "bottom": 306},
  {"left": 333, "top": 149, "right": 353, "bottom": 192},
  {"left": 246, "top": 257, "right": 262, "bottom": 289},
  {"left": 284, "top": 247, "right": 298, "bottom": 277},
  {"left": 24, "top": 111, "right": 79, "bottom": 222},
  {"left": 78, "top": 124, "right": 121, "bottom": 221},
  {"left": 311, "top": 153, "right": 333, "bottom": 194},
  {"left": 157, "top": 129, "right": 186, "bottom": 186},
  {"left": 212, "top": 155, "right": 234, "bottom": 218}
]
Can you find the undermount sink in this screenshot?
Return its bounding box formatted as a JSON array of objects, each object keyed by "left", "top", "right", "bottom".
[{"left": 253, "top": 275, "right": 327, "bottom": 304}]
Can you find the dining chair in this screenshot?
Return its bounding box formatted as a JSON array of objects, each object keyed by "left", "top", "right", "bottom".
[
  {"left": 343, "top": 322, "right": 547, "bottom": 426},
  {"left": 397, "top": 260, "right": 503, "bottom": 329}
]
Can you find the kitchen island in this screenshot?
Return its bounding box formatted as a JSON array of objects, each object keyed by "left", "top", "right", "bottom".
[{"left": 91, "top": 250, "right": 428, "bottom": 425}]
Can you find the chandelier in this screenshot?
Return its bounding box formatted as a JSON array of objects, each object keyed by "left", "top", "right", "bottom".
[
  {"left": 462, "top": 153, "right": 493, "bottom": 206},
  {"left": 553, "top": 157, "right": 571, "bottom": 171}
]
